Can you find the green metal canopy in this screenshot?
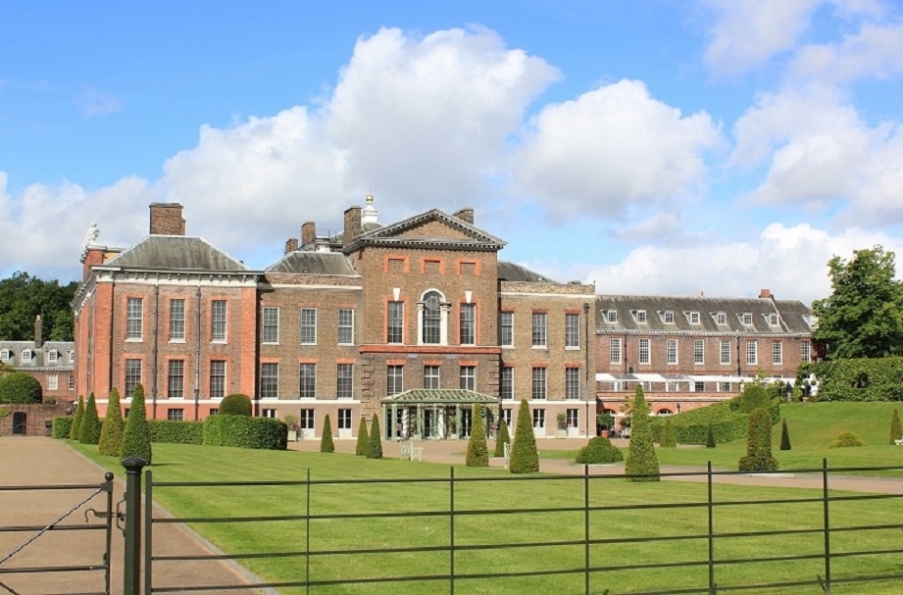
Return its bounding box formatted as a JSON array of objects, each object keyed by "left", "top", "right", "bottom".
[{"left": 381, "top": 389, "right": 499, "bottom": 404}]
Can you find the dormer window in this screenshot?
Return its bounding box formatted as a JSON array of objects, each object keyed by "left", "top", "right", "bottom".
[
  {"left": 741, "top": 313, "right": 753, "bottom": 326},
  {"left": 0, "top": 349, "right": 9, "bottom": 361},
  {"left": 715, "top": 312, "right": 727, "bottom": 325},
  {"left": 21, "top": 349, "right": 33, "bottom": 362},
  {"left": 69, "top": 350, "right": 76, "bottom": 363},
  {"left": 607, "top": 310, "right": 618, "bottom": 323},
  {"left": 768, "top": 313, "right": 780, "bottom": 326},
  {"left": 47, "top": 350, "right": 58, "bottom": 363},
  {"left": 662, "top": 311, "right": 674, "bottom": 324},
  {"left": 688, "top": 312, "right": 700, "bottom": 324},
  {"left": 635, "top": 310, "right": 646, "bottom": 323}
]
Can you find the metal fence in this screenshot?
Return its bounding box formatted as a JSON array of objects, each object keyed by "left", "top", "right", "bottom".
[
  {"left": 133, "top": 461, "right": 903, "bottom": 595},
  {"left": 0, "top": 473, "right": 115, "bottom": 595}
]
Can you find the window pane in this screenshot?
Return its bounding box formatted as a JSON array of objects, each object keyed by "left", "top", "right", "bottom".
[
  {"left": 260, "top": 363, "right": 279, "bottom": 398},
  {"left": 262, "top": 307, "right": 279, "bottom": 343},
  {"left": 209, "top": 360, "right": 225, "bottom": 399},
  {"left": 460, "top": 304, "right": 475, "bottom": 345},
  {"left": 532, "top": 367, "right": 546, "bottom": 400},
  {"left": 125, "top": 359, "right": 142, "bottom": 397},
  {"left": 694, "top": 339, "right": 704, "bottom": 365},
  {"left": 460, "top": 366, "right": 475, "bottom": 391},
  {"left": 388, "top": 302, "right": 404, "bottom": 344},
  {"left": 387, "top": 365, "right": 404, "bottom": 395},
  {"left": 211, "top": 300, "right": 227, "bottom": 341},
  {"left": 169, "top": 299, "right": 185, "bottom": 341},
  {"left": 565, "top": 368, "right": 580, "bottom": 399},
  {"left": 667, "top": 340, "right": 678, "bottom": 364},
  {"left": 338, "top": 408, "right": 352, "bottom": 430},
  {"left": 531, "top": 313, "right": 547, "bottom": 347},
  {"left": 127, "top": 298, "right": 143, "bottom": 340},
  {"left": 499, "top": 312, "right": 513, "bottom": 346},
  {"left": 565, "top": 313, "right": 580, "bottom": 348},
  {"left": 338, "top": 309, "right": 354, "bottom": 344},
  {"left": 300, "top": 308, "right": 317, "bottom": 344},
  {"left": 639, "top": 339, "right": 650, "bottom": 364},
  {"left": 422, "top": 292, "right": 441, "bottom": 344},
  {"left": 168, "top": 360, "right": 184, "bottom": 399},
  {"left": 500, "top": 366, "right": 513, "bottom": 400},
  {"left": 610, "top": 338, "right": 621, "bottom": 364},
  {"left": 424, "top": 365, "right": 440, "bottom": 389},
  {"left": 299, "top": 363, "right": 316, "bottom": 398},
  {"left": 337, "top": 363, "right": 353, "bottom": 398}
]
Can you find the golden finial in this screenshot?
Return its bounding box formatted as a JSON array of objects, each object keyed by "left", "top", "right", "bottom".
[{"left": 366, "top": 192, "right": 374, "bottom": 204}]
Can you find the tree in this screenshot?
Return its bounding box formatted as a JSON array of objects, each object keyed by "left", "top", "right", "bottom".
[
  {"left": 121, "top": 384, "right": 152, "bottom": 464},
  {"left": 69, "top": 395, "right": 85, "bottom": 440},
  {"left": 890, "top": 409, "right": 902, "bottom": 445},
  {"left": 493, "top": 418, "right": 510, "bottom": 458},
  {"left": 780, "top": 419, "right": 792, "bottom": 451},
  {"left": 99, "top": 388, "right": 125, "bottom": 456},
  {"left": 625, "top": 385, "right": 659, "bottom": 482},
  {"left": 367, "top": 415, "right": 383, "bottom": 459},
  {"left": 812, "top": 246, "right": 903, "bottom": 360},
  {"left": 0, "top": 272, "right": 77, "bottom": 341},
  {"left": 355, "top": 416, "right": 369, "bottom": 456},
  {"left": 466, "top": 404, "right": 489, "bottom": 467},
  {"left": 509, "top": 399, "right": 539, "bottom": 474},
  {"left": 79, "top": 393, "right": 101, "bottom": 445},
  {"left": 0, "top": 372, "right": 43, "bottom": 403},
  {"left": 320, "top": 414, "right": 335, "bottom": 453},
  {"left": 706, "top": 419, "right": 716, "bottom": 448},
  {"left": 659, "top": 418, "right": 677, "bottom": 448},
  {"left": 738, "top": 408, "right": 778, "bottom": 472}
]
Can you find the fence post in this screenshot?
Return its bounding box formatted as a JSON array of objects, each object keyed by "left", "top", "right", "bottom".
[
  {"left": 584, "top": 464, "right": 590, "bottom": 595},
  {"left": 305, "top": 468, "right": 310, "bottom": 595},
  {"left": 102, "top": 472, "right": 115, "bottom": 595},
  {"left": 707, "top": 461, "right": 715, "bottom": 595},
  {"left": 144, "top": 470, "right": 153, "bottom": 595},
  {"left": 121, "top": 456, "right": 147, "bottom": 595},
  {"left": 822, "top": 458, "right": 831, "bottom": 594},
  {"left": 449, "top": 466, "right": 455, "bottom": 595}
]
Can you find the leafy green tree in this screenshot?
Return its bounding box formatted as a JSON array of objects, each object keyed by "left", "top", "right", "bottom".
[
  {"left": 509, "top": 399, "right": 539, "bottom": 474},
  {"left": 70, "top": 395, "right": 85, "bottom": 439},
  {"left": 738, "top": 408, "right": 778, "bottom": 472},
  {"left": 79, "top": 393, "right": 101, "bottom": 444},
  {"left": 625, "top": 385, "right": 659, "bottom": 482},
  {"left": 659, "top": 418, "right": 677, "bottom": 448},
  {"left": 121, "top": 384, "right": 152, "bottom": 464},
  {"left": 0, "top": 372, "right": 43, "bottom": 403},
  {"left": 0, "top": 272, "right": 78, "bottom": 341},
  {"left": 890, "top": 409, "right": 902, "bottom": 445},
  {"left": 813, "top": 246, "right": 903, "bottom": 359},
  {"left": 355, "top": 416, "right": 369, "bottom": 456},
  {"left": 466, "top": 404, "right": 489, "bottom": 467},
  {"left": 367, "top": 415, "right": 383, "bottom": 459},
  {"left": 780, "top": 419, "right": 792, "bottom": 451},
  {"left": 0, "top": 361, "right": 13, "bottom": 378},
  {"left": 99, "top": 388, "right": 125, "bottom": 456},
  {"left": 219, "top": 394, "right": 252, "bottom": 416},
  {"left": 320, "top": 414, "right": 335, "bottom": 453},
  {"left": 706, "top": 419, "right": 716, "bottom": 448},
  {"left": 493, "top": 418, "right": 510, "bottom": 458}
]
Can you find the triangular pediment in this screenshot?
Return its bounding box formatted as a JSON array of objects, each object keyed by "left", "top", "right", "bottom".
[{"left": 346, "top": 209, "right": 506, "bottom": 252}]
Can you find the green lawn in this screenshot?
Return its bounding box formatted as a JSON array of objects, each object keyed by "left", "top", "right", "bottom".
[{"left": 69, "top": 438, "right": 903, "bottom": 595}]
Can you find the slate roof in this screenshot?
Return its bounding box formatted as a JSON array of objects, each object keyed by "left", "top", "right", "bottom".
[
  {"left": 595, "top": 295, "right": 813, "bottom": 334},
  {"left": 381, "top": 389, "right": 499, "bottom": 404},
  {"left": 103, "top": 236, "right": 248, "bottom": 271},
  {"left": 498, "top": 261, "right": 558, "bottom": 283},
  {"left": 266, "top": 252, "right": 359, "bottom": 276},
  {"left": 0, "top": 341, "right": 75, "bottom": 370}
]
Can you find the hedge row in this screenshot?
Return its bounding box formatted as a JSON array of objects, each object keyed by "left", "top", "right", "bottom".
[
  {"left": 52, "top": 416, "right": 74, "bottom": 439},
  {"left": 203, "top": 415, "right": 287, "bottom": 450},
  {"left": 650, "top": 396, "right": 779, "bottom": 445},
  {"left": 148, "top": 421, "right": 204, "bottom": 445},
  {"left": 799, "top": 357, "right": 903, "bottom": 402}
]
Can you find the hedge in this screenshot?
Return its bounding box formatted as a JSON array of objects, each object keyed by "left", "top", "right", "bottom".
[
  {"left": 52, "top": 416, "right": 74, "bottom": 439},
  {"left": 0, "top": 372, "right": 43, "bottom": 404},
  {"left": 650, "top": 396, "right": 779, "bottom": 445},
  {"left": 149, "top": 421, "right": 204, "bottom": 444},
  {"left": 203, "top": 415, "right": 287, "bottom": 450}
]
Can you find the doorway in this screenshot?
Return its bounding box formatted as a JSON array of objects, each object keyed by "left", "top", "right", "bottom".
[{"left": 12, "top": 412, "right": 26, "bottom": 435}]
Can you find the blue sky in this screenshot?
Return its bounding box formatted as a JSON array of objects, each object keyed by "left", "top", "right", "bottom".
[{"left": 3, "top": 0, "right": 903, "bottom": 304}]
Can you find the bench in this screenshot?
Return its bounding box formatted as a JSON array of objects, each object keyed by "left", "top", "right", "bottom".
[
  {"left": 895, "top": 439, "right": 903, "bottom": 446},
  {"left": 399, "top": 441, "right": 423, "bottom": 461}
]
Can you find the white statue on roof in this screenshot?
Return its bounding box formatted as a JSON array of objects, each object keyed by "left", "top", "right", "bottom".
[{"left": 83, "top": 223, "right": 99, "bottom": 247}]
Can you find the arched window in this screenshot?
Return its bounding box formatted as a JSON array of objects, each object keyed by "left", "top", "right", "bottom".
[{"left": 418, "top": 290, "right": 449, "bottom": 345}]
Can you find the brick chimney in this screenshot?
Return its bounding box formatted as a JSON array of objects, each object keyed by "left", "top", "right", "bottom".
[
  {"left": 343, "top": 206, "right": 361, "bottom": 247},
  {"left": 759, "top": 289, "right": 774, "bottom": 300},
  {"left": 453, "top": 208, "right": 474, "bottom": 225},
  {"left": 284, "top": 238, "right": 299, "bottom": 254},
  {"left": 34, "top": 315, "right": 42, "bottom": 349},
  {"left": 301, "top": 221, "right": 316, "bottom": 247},
  {"left": 149, "top": 203, "right": 186, "bottom": 235}
]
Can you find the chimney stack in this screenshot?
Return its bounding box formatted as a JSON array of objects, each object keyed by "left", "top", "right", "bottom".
[
  {"left": 34, "top": 314, "right": 42, "bottom": 349},
  {"left": 284, "top": 238, "right": 299, "bottom": 254},
  {"left": 343, "top": 206, "right": 362, "bottom": 247},
  {"left": 453, "top": 207, "right": 474, "bottom": 225},
  {"left": 759, "top": 288, "right": 773, "bottom": 300},
  {"left": 149, "top": 203, "right": 186, "bottom": 235},
  {"left": 301, "top": 221, "right": 316, "bottom": 247}
]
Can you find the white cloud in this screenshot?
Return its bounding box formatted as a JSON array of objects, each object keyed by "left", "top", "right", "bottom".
[
  {"left": 703, "top": 0, "right": 821, "bottom": 76},
  {"left": 790, "top": 21, "right": 903, "bottom": 83},
  {"left": 512, "top": 80, "right": 721, "bottom": 220},
  {"left": 76, "top": 85, "right": 123, "bottom": 117},
  {"left": 571, "top": 223, "right": 903, "bottom": 304}
]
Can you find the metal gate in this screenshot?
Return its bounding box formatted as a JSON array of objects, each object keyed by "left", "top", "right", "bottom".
[{"left": 0, "top": 472, "right": 115, "bottom": 595}]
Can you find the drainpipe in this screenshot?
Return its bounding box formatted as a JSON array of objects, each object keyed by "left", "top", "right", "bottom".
[
  {"left": 584, "top": 302, "right": 590, "bottom": 438},
  {"left": 194, "top": 282, "right": 201, "bottom": 421},
  {"left": 151, "top": 281, "right": 159, "bottom": 420}
]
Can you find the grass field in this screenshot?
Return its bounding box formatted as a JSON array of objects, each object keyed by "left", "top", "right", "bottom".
[{"left": 69, "top": 402, "right": 903, "bottom": 595}]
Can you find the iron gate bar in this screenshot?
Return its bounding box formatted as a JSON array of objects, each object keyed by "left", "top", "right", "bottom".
[{"left": 140, "top": 462, "right": 903, "bottom": 595}]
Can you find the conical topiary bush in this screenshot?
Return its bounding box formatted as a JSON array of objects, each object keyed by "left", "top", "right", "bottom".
[
  {"left": 320, "top": 414, "right": 335, "bottom": 453},
  {"left": 98, "top": 388, "right": 125, "bottom": 456},
  {"left": 738, "top": 407, "right": 778, "bottom": 472},
  {"left": 509, "top": 399, "right": 539, "bottom": 474},
  {"left": 625, "top": 385, "right": 659, "bottom": 482},
  {"left": 706, "top": 418, "right": 716, "bottom": 448},
  {"left": 79, "top": 393, "right": 101, "bottom": 445},
  {"left": 120, "top": 383, "right": 152, "bottom": 465},
  {"left": 659, "top": 418, "right": 677, "bottom": 448},
  {"left": 367, "top": 415, "right": 383, "bottom": 459},
  {"left": 466, "top": 404, "right": 489, "bottom": 467},
  {"left": 494, "top": 418, "right": 510, "bottom": 458},
  {"left": 780, "top": 419, "right": 792, "bottom": 451},
  {"left": 69, "top": 395, "right": 85, "bottom": 440},
  {"left": 355, "top": 416, "right": 369, "bottom": 456},
  {"left": 890, "top": 409, "right": 902, "bottom": 445}
]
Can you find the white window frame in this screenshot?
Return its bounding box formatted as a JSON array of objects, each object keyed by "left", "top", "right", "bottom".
[
  {"left": 635, "top": 310, "right": 646, "bottom": 323},
  {"left": 772, "top": 340, "right": 783, "bottom": 365},
  {"left": 300, "top": 308, "right": 317, "bottom": 345},
  {"left": 532, "top": 367, "right": 547, "bottom": 400},
  {"left": 500, "top": 311, "right": 514, "bottom": 347},
  {"left": 801, "top": 341, "right": 811, "bottom": 362},
  {"left": 169, "top": 298, "right": 186, "bottom": 342},
  {"left": 424, "top": 365, "right": 440, "bottom": 389},
  {"left": 387, "top": 365, "right": 404, "bottom": 396},
  {"left": 47, "top": 375, "right": 59, "bottom": 390},
  {"left": 126, "top": 297, "right": 143, "bottom": 341},
  {"left": 693, "top": 339, "right": 704, "bottom": 365},
  {"left": 532, "top": 312, "right": 547, "bottom": 348},
  {"left": 720, "top": 340, "right": 731, "bottom": 365},
  {"left": 609, "top": 338, "right": 622, "bottom": 365},
  {"left": 500, "top": 366, "right": 514, "bottom": 400},
  {"left": 606, "top": 310, "right": 618, "bottom": 323},
  {"left": 666, "top": 339, "right": 678, "bottom": 365},
  {"left": 299, "top": 409, "right": 315, "bottom": 430},
  {"left": 209, "top": 360, "right": 226, "bottom": 399},
  {"left": 0, "top": 349, "right": 9, "bottom": 361},
  {"left": 262, "top": 307, "right": 279, "bottom": 344},
  {"left": 565, "top": 313, "right": 580, "bottom": 348},
  {"left": 638, "top": 338, "right": 650, "bottom": 365},
  {"left": 260, "top": 363, "right": 279, "bottom": 399},
  {"left": 338, "top": 408, "right": 353, "bottom": 430},
  {"left": 167, "top": 359, "right": 185, "bottom": 399},
  {"left": 663, "top": 311, "right": 674, "bottom": 324},
  {"left": 565, "top": 368, "right": 580, "bottom": 399},
  {"left": 532, "top": 408, "right": 545, "bottom": 430},
  {"left": 716, "top": 312, "right": 727, "bottom": 325},
  {"left": 21, "top": 349, "right": 33, "bottom": 362},
  {"left": 47, "top": 350, "right": 58, "bottom": 363},
  {"left": 210, "top": 300, "right": 227, "bottom": 342},
  {"left": 299, "top": 363, "right": 316, "bottom": 399},
  {"left": 689, "top": 312, "right": 700, "bottom": 324},
  {"left": 388, "top": 301, "right": 404, "bottom": 344},
  {"left": 337, "top": 363, "right": 354, "bottom": 399},
  {"left": 741, "top": 313, "right": 753, "bottom": 326},
  {"left": 460, "top": 365, "right": 476, "bottom": 391},
  {"left": 338, "top": 308, "right": 355, "bottom": 345},
  {"left": 746, "top": 340, "right": 758, "bottom": 365},
  {"left": 460, "top": 303, "right": 476, "bottom": 346}
]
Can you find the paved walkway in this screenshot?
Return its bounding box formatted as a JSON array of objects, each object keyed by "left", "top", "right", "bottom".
[
  {"left": 0, "top": 436, "right": 263, "bottom": 595},
  {"left": 288, "top": 436, "right": 903, "bottom": 494}
]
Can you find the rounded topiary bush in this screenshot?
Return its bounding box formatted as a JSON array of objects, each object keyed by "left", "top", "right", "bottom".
[
  {"left": 576, "top": 437, "right": 623, "bottom": 464},
  {"left": 219, "top": 394, "right": 252, "bottom": 416},
  {"left": 0, "top": 372, "right": 43, "bottom": 404},
  {"left": 829, "top": 431, "right": 866, "bottom": 448}
]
